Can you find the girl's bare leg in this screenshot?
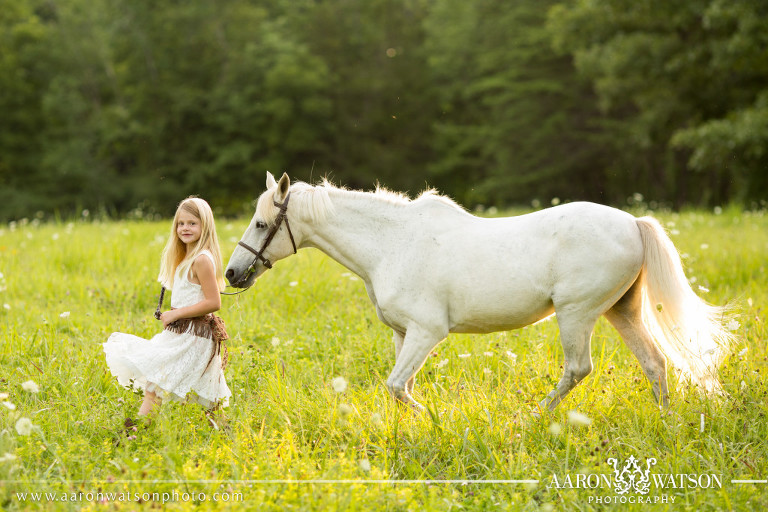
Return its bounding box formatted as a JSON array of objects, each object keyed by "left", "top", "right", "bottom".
[{"left": 138, "top": 390, "right": 161, "bottom": 416}]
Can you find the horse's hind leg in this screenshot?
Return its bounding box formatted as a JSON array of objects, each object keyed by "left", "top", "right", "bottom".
[
  {"left": 539, "top": 310, "right": 599, "bottom": 411},
  {"left": 604, "top": 276, "right": 669, "bottom": 407}
]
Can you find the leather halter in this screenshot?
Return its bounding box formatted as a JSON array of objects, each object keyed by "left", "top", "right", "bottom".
[{"left": 236, "top": 192, "right": 297, "bottom": 277}]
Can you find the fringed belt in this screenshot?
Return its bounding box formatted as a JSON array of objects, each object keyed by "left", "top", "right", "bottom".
[{"left": 165, "top": 313, "right": 230, "bottom": 373}]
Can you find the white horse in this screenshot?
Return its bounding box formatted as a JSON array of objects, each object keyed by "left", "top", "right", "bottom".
[{"left": 225, "top": 172, "right": 733, "bottom": 412}]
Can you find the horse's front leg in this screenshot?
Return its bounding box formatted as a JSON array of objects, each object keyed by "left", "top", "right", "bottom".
[
  {"left": 392, "top": 330, "right": 415, "bottom": 395},
  {"left": 386, "top": 325, "right": 444, "bottom": 411}
]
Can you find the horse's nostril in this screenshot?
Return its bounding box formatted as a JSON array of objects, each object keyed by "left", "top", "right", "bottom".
[{"left": 225, "top": 269, "right": 234, "bottom": 282}]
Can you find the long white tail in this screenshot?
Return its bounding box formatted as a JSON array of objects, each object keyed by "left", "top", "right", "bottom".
[{"left": 636, "top": 217, "right": 733, "bottom": 394}]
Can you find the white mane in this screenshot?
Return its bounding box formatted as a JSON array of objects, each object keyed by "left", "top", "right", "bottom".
[
  {"left": 256, "top": 180, "right": 466, "bottom": 225},
  {"left": 256, "top": 181, "right": 334, "bottom": 226}
]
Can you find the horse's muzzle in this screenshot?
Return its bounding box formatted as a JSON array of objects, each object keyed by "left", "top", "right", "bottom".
[{"left": 225, "top": 268, "right": 249, "bottom": 288}]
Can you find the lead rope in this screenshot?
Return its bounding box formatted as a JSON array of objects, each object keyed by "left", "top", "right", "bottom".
[{"left": 154, "top": 286, "right": 166, "bottom": 320}]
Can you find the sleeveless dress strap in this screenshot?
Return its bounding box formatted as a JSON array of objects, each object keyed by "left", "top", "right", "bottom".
[{"left": 197, "top": 249, "right": 216, "bottom": 267}]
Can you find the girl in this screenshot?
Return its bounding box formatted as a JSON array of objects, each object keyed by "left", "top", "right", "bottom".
[{"left": 104, "top": 197, "right": 231, "bottom": 419}]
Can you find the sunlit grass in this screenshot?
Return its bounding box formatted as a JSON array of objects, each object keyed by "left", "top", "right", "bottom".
[{"left": 0, "top": 208, "right": 767, "bottom": 510}]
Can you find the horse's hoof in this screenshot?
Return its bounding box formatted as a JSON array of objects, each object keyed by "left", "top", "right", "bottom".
[{"left": 409, "top": 401, "right": 426, "bottom": 413}]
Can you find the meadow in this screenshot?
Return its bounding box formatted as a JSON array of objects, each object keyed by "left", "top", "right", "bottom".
[{"left": 0, "top": 206, "right": 766, "bottom": 511}]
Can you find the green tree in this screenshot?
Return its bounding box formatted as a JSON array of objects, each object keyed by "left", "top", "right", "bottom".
[
  {"left": 548, "top": 0, "right": 768, "bottom": 206},
  {"left": 0, "top": 0, "right": 51, "bottom": 217},
  {"left": 424, "top": 0, "right": 610, "bottom": 207},
  {"left": 288, "top": 0, "right": 437, "bottom": 193},
  {"left": 670, "top": 1, "right": 768, "bottom": 204}
]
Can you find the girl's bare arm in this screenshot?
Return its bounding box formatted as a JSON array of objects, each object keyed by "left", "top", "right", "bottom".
[{"left": 161, "top": 255, "right": 221, "bottom": 327}]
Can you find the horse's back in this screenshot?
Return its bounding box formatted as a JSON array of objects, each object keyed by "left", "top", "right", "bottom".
[{"left": 400, "top": 201, "right": 645, "bottom": 333}]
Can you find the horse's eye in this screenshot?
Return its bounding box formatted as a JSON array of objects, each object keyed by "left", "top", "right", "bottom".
[{"left": 256, "top": 221, "right": 267, "bottom": 229}]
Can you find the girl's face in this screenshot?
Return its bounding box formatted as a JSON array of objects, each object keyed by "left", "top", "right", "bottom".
[{"left": 177, "top": 210, "right": 202, "bottom": 248}]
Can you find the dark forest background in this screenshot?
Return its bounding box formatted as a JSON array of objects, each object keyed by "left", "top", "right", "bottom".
[{"left": 2, "top": 0, "right": 767, "bottom": 219}]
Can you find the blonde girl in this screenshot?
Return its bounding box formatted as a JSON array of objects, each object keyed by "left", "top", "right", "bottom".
[{"left": 104, "top": 197, "right": 231, "bottom": 420}]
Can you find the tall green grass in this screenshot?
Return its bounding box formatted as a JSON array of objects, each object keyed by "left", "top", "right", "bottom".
[{"left": 0, "top": 208, "right": 766, "bottom": 511}]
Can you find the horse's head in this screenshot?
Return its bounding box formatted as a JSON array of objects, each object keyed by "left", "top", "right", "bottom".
[{"left": 225, "top": 172, "right": 297, "bottom": 288}]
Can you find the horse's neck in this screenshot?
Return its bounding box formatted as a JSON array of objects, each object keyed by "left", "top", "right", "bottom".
[{"left": 300, "top": 193, "right": 414, "bottom": 280}]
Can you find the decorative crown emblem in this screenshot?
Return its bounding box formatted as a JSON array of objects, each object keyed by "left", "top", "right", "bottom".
[{"left": 607, "top": 455, "right": 657, "bottom": 495}]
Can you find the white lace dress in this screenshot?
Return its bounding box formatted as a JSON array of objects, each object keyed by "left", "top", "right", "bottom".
[{"left": 103, "top": 251, "right": 231, "bottom": 409}]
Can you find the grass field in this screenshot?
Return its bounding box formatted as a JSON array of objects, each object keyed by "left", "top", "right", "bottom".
[{"left": 0, "top": 206, "right": 766, "bottom": 511}]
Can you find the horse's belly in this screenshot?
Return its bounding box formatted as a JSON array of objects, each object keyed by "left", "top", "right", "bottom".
[{"left": 447, "top": 290, "right": 555, "bottom": 334}]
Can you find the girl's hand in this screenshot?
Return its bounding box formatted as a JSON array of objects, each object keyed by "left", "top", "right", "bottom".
[{"left": 160, "top": 310, "right": 178, "bottom": 328}]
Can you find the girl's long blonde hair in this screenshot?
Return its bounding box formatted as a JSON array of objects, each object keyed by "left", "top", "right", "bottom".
[{"left": 157, "top": 197, "right": 225, "bottom": 291}]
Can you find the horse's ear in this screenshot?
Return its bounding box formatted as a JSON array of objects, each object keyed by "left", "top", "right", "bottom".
[
  {"left": 266, "top": 172, "right": 277, "bottom": 190},
  {"left": 275, "top": 172, "right": 291, "bottom": 202}
]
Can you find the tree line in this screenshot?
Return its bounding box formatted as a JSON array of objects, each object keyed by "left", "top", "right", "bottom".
[{"left": 1, "top": 0, "right": 766, "bottom": 220}]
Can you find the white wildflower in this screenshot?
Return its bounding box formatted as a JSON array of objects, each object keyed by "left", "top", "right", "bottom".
[
  {"left": 548, "top": 422, "right": 562, "bottom": 435},
  {"left": 0, "top": 392, "right": 8, "bottom": 400},
  {"left": 359, "top": 458, "right": 371, "bottom": 472},
  {"left": 700, "top": 243, "right": 709, "bottom": 250},
  {"left": 551, "top": 197, "right": 561, "bottom": 206},
  {"left": 747, "top": 298, "right": 753, "bottom": 308},
  {"left": 0, "top": 452, "right": 16, "bottom": 463},
  {"left": 483, "top": 368, "right": 493, "bottom": 375},
  {"left": 289, "top": 281, "right": 299, "bottom": 287},
  {"left": 714, "top": 206, "right": 723, "bottom": 215},
  {"left": 271, "top": 337, "right": 280, "bottom": 347},
  {"left": 458, "top": 353, "right": 471, "bottom": 359},
  {"left": 338, "top": 403, "right": 353, "bottom": 417},
  {"left": 332, "top": 376, "right": 348, "bottom": 393},
  {"left": 436, "top": 358, "right": 449, "bottom": 369},
  {"left": 2, "top": 401, "right": 16, "bottom": 411},
  {"left": 59, "top": 311, "right": 70, "bottom": 319},
  {"left": 371, "top": 412, "right": 384, "bottom": 428},
  {"left": 3, "top": 304, "right": 10, "bottom": 311},
  {"left": 727, "top": 320, "right": 740, "bottom": 332},
  {"left": 15, "top": 417, "right": 34, "bottom": 436},
  {"left": 567, "top": 410, "right": 592, "bottom": 427},
  {"left": 506, "top": 351, "right": 518, "bottom": 363},
  {"left": 21, "top": 380, "right": 39, "bottom": 393},
  {"left": 738, "top": 347, "right": 748, "bottom": 357},
  {"left": 698, "top": 286, "right": 709, "bottom": 293},
  {"left": 483, "top": 351, "right": 493, "bottom": 357}
]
